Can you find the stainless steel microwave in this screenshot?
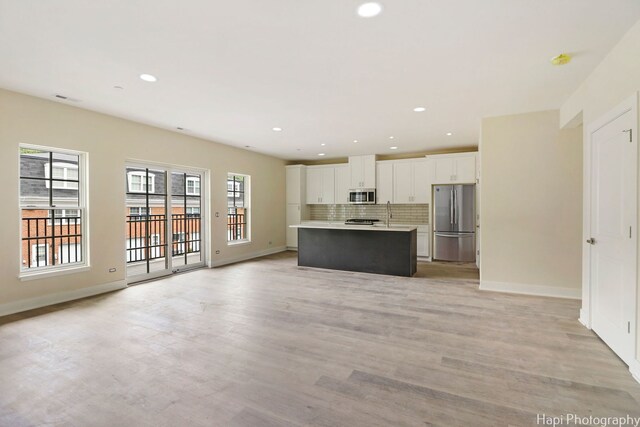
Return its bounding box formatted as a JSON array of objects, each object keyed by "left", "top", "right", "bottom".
[{"left": 348, "top": 189, "right": 376, "bottom": 204}]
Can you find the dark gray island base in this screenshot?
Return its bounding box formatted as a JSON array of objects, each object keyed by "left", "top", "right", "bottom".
[{"left": 296, "top": 226, "right": 417, "bottom": 277}]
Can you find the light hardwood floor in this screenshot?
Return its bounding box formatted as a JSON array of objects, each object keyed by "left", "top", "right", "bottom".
[{"left": 1, "top": 251, "right": 639, "bottom": 426}]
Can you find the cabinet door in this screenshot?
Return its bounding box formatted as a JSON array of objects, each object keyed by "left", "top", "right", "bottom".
[
  {"left": 417, "top": 232, "right": 429, "bottom": 257},
  {"left": 320, "top": 167, "right": 335, "bottom": 204},
  {"left": 361, "top": 155, "right": 377, "bottom": 188},
  {"left": 393, "top": 163, "right": 412, "bottom": 203},
  {"left": 286, "top": 167, "right": 301, "bottom": 204},
  {"left": 434, "top": 157, "right": 455, "bottom": 183},
  {"left": 306, "top": 168, "right": 322, "bottom": 204},
  {"left": 376, "top": 162, "right": 393, "bottom": 204},
  {"left": 349, "top": 156, "right": 363, "bottom": 188},
  {"left": 454, "top": 154, "right": 477, "bottom": 183},
  {"left": 334, "top": 165, "right": 350, "bottom": 204},
  {"left": 412, "top": 161, "right": 430, "bottom": 204},
  {"left": 286, "top": 204, "right": 301, "bottom": 247}
]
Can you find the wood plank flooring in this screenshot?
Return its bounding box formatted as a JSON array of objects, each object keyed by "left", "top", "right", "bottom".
[{"left": 1, "top": 251, "right": 639, "bottom": 426}]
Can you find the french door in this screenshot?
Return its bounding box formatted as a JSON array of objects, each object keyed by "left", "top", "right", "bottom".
[{"left": 125, "top": 164, "right": 205, "bottom": 282}]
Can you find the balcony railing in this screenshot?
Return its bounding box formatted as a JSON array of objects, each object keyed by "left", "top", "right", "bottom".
[
  {"left": 228, "top": 213, "right": 245, "bottom": 241},
  {"left": 21, "top": 214, "right": 82, "bottom": 269},
  {"left": 125, "top": 213, "right": 201, "bottom": 263}
]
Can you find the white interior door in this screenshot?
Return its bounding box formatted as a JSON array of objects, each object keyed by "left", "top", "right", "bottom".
[{"left": 589, "top": 106, "right": 637, "bottom": 365}]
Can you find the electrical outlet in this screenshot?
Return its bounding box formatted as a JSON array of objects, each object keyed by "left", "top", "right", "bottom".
[{"left": 108, "top": 268, "right": 117, "bottom": 273}]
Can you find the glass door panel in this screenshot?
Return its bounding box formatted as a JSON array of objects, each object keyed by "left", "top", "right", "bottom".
[
  {"left": 126, "top": 167, "right": 169, "bottom": 279},
  {"left": 171, "top": 172, "right": 202, "bottom": 269}
]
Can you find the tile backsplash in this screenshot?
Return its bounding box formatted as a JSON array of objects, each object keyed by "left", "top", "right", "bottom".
[{"left": 309, "top": 204, "right": 429, "bottom": 224}]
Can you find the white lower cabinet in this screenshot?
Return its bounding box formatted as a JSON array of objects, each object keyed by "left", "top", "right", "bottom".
[
  {"left": 286, "top": 204, "right": 301, "bottom": 248},
  {"left": 417, "top": 231, "right": 429, "bottom": 258}
]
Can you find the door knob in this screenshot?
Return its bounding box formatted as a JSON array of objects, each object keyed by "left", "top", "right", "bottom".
[{"left": 586, "top": 238, "right": 596, "bottom": 245}]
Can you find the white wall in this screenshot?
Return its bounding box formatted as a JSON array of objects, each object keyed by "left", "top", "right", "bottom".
[
  {"left": 0, "top": 88, "right": 286, "bottom": 314},
  {"left": 480, "top": 110, "right": 583, "bottom": 298}
]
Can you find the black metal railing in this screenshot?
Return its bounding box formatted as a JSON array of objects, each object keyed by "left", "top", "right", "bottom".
[
  {"left": 22, "top": 214, "right": 82, "bottom": 269},
  {"left": 125, "top": 214, "right": 166, "bottom": 263},
  {"left": 228, "top": 213, "right": 245, "bottom": 241},
  {"left": 126, "top": 213, "right": 201, "bottom": 263},
  {"left": 171, "top": 213, "right": 201, "bottom": 256}
]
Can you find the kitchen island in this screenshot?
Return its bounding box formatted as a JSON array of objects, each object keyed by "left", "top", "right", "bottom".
[{"left": 290, "top": 224, "right": 417, "bottom": 277}]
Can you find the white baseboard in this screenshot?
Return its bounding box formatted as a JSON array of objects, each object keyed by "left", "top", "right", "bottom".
[
  {"left": 286, "top": 246, "right": 298, "bottom": 252},
  {"left": 578, "top": 308, "right": 590, "bottom": 329},
  {"left": 211, "top": 246, "right": 287, "bottom": 267},
  {"left": 0, "top": 280, "right": 127, "bottom": 317},
  {"left": 479, "top": 280, "right": 581, "bottom": 300},
  {"left": 629, "top": 360, "right": 640, "bottom": 385}
]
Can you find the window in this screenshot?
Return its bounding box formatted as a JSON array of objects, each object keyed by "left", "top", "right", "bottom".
[
  {"left": 186, "top": 177, "right": 200, "bottom": 195},
  {"left": 31, "top": 244, "right": 48, "bottom": 267},
  {"left": 44, "top": 162, "right": 78, "bottom": 189},
  {"left": 227, "top": 173, "right": 249, "bottom": 242},
  {"left": 186, "top": 207, "right": 200, "bottom": 217},
  {"left": 127, "top": 171, "right": 155, "bottom": 193},
  {"left": 129, "top": 207, "right": 149, "bottom": 217},
  {"left": 20, "top": 146, "right": 86, "bottom": 273},
  {"left": 48, "top": 209, "right": 81, "bottom": 225}
]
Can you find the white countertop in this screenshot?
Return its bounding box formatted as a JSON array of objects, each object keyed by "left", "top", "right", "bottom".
[
  {"left": 290, "top": 223, "right": 417, "bottom": 232},
  {"left": 297, "top": 220, "right": 428, "bottom": 232}
]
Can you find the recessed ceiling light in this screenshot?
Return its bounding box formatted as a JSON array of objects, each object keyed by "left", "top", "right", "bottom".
[
  {"left": 446, "top": 132, "right": 453, "bottom": 136},
  {"left": 357, "top": 2, "right": 383, "bottom": 18},
  {"left": 176, "top": 127, "right": 185, "bottom": 131},
  {"left": 321, "top": 143, "right": 326, "bottom": 146},
  {"left": 139, "top": 74, "right": 157, "bottom": 82},
  {"left": 413, "top": 107, "right": 426, "bottom": 112},
  {"left": 318, "top": 153, "right": 326, "bottom": 156},
  {"left": 390, "top": 146, "right": 398, "bottom": 150},
  {"left": 272, "top": 127, "right": 283, "bottom": 132},
  {"left": 113, "top": 86, "right": 124, "bottom": 90},
  {"left": 389, "top": 136, "right": 395, "bottom": 140},
  {"left": 353, "top": 140, "right": 359, "bottom": 143}
]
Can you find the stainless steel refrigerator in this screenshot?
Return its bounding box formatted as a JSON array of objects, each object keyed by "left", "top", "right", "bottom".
[{"left": 433, "top": 184, "right": 476, "bottom": 262}]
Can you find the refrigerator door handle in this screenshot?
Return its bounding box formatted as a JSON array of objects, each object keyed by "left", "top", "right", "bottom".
[
  {"left": 453, "top": 189, "right": 457, "bottom": 225},
  {"left": 450, "top": 188, "right": 454, "bottom": 225}
]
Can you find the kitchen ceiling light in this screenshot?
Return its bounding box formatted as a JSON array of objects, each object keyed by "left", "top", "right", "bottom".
[
  {"left": 139, "top": 74, "right": 157, "bottom": 82},
  {"left": 389, "top": 136, "right": 395, "bottom": 139},
  {"left": 353, "top": 140, "right": 359, "bottom": 143},
  {"left": 321, "top": 143, "right": 326, "bottom": 146},
  {"left": 358, "top": 2, "right": 383, "bottom": 18},
  {"left": 446, "top": 132, "right": 453, "bottom": 136},
  {"left": 318, "top": 153, "right": 326, "bottom": 156},
  {"left": 390, "top": 146, "right": 398, "bottom": 150},
  {"left": 272, "top": 127, "right": 283, "bottom": 132},
  {"left": 413, "top": 107, "right": 426, "bottom": 112}
]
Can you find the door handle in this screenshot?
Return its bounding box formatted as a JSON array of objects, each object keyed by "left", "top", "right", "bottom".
[
  {"left": 450, "top": 188, "right": 454, "bottom": 224},
  {"left": 586, "top": 238, "right": 596, "bottom": 245}
]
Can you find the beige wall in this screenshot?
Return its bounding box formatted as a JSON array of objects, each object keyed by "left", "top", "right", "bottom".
[
  {"left": 0, "top": 88, "right": 286, "bottom": 310},
  {"left": 559, "top": 19, "right": 640, "bottom": 361},
  {"left": 480, "top": 110, "right": 583, "bottom": 297}
]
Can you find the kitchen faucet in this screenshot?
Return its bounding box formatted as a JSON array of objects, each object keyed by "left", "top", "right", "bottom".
[{"left": 386, "top": 201, "right": 392, "bottom": 228}]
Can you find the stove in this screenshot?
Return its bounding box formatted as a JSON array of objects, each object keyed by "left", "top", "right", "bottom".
[{"left": 344, "top": 218, "right": 380, "bottom": 226}]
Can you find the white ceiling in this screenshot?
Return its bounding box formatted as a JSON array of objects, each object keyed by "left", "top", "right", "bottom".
[{"left": 1, "top": 1, "right": 639, "bottom": 160}]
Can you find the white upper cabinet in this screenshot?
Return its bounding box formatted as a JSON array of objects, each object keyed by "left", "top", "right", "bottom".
[
  {"left": 306, "top": 166, "right": 335, "bottom": 204},
  {"left": 430, "top": 152, "right": 477, "bottom": 184},
  {"left": 413, "top": 160, "right": 430, "bottom": 203},
  {"left": 349, "top": 155, "right": 376, "bottom": 188},
  {"left": 376, "top": 161, "right": 394, "bottom": 204},
  {"left": 286, "top": 165, "right": 306, "bottom": 204},
  {"left": 393, "top": 159, "right": 429, "bottom": 204},
  {"left": 334, "top": 164, "right": 350, "bottom": 205}
]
